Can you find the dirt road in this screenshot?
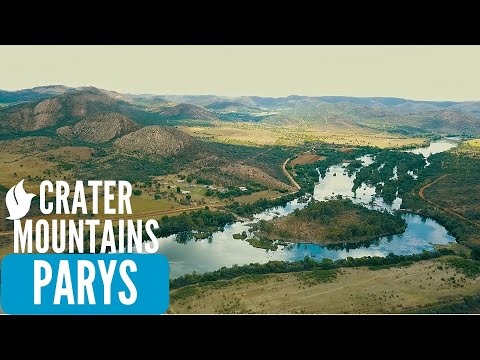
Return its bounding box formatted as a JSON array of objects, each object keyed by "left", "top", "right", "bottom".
[
  {"left": 418, "top": 174, "right": 480, "bottom": 228},
  {"left": 418, "top": 174, "right": 449, "bottom": 200},
  {"left": 282, "top": 158, "right": 301, "bottom": 190}
]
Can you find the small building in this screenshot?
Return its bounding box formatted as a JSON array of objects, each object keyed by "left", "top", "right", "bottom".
[
  {"left": 181, "top": 190, "right": 191, "bottom": 195},
  {"left": 177, "top": 179, "right": 185, "bottom": 183},
  {"left": 239, "top": 186, "right": 248, "bottom": 191},
  {"left": 217, "top": 188, "right": 228, "bottom": 193}
]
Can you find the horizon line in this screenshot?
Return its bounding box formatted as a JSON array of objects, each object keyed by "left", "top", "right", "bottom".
[{"left": 1, "top": 84, "right": 478, "bottom": 103}]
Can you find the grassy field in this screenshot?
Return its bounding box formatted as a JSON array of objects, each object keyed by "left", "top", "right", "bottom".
[
  {"left": 233, "top": 190, "right": 284, "bottom": 203},
  {"left": 455, "top": 139, "right": 480, "bottom": 157},
  {"left": 180, "top": 123, "right": 427, "bottom": 148},
  {"left": 466, "top": 139, "right": 480, "bottom": 147},
  {"left": 169, "top": 257, "right": 480, "bottom": 314},
  {"left": 290, "top": 154, "right": 326, "bottom": 166},
  {"left": 0, "top": 150, "right": 62, "bottom": 191}
]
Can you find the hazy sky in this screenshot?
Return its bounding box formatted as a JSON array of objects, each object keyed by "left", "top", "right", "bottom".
[{"left": 0, "top": 45, "right": 479, "bottom": 101}]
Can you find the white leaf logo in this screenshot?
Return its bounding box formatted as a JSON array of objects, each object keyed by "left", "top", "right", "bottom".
[{"left": 5, "top": 179, "right": 36, "bottom": 220}]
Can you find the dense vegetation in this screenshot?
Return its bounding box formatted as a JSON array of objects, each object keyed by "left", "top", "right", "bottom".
[
  {"left": 170, "top": 249, "right": 454, "bottom": 288},
  {"left": 296, "top": 199, "right": 406, "bottom": 239},
  {"left": 256, "top": 199, "right": 407, "bottom": 244},
  {"left": 290, "top": 144, "right": 376, "bottom": 194},
  {"left": 152, "top": 208, "right": 235, "bottom": 239},
  {"left": 401, "top": 151, "right": 480, "bottom": 248},
  {"left": 326, "top": 146, "right": 480, "bottom": 253},
  {"left": 353, "top": 150, "right": 425, "bottom": 204},
  {"left": 445, "top": 258, "right": 480, "bottom": 278},
  {"left": 418, "top": 295, "right": 480, "bottom": 314},
  {"left": 87, "top": 208, "right": 236, "bottom": 252},
  {"left": 226, "top": 192, "right": 299, "bottom": 217},
  {"left": 296, "top": 269, "right": 337, "bottom": 285}
]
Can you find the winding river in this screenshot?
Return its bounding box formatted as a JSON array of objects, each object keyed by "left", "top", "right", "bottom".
[
  {"left": 143, "top": 138, "right": 460, "bottom": 278},
  {"left": 0, "top": 138, "right": 462, "bottom": 314}
]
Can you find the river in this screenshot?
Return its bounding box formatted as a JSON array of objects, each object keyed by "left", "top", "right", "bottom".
[
  {"left": 407, "top": 137, "right": 460, "bottom": 166},
  {"left": 0, "top": 137, "right": 461, "bottom": 314},
  {"left": 142, "top": 138, "right": 460, "bottom": 278}
]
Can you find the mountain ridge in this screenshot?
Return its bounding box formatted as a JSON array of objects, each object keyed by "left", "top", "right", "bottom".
[{"left": 1, "top": 85, "right": 479, "bottom": 136}]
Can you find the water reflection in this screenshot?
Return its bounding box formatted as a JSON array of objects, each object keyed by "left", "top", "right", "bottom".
[
  {"left": 407, "top": 137, "right": 460, "bottom": 166},
  {"left": 141, "top": 139, "right": 458, "bottom": 278},
  {"left": 312, "top": 162, "right": 402, "bottom": 212}
]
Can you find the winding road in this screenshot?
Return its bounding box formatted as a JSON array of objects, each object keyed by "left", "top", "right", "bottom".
[
  {"left": 418, "top": 174, "right": 480, "bottom": 228},
  {"left": 282, "top": 158, "right": 301, "bottom": 190}
]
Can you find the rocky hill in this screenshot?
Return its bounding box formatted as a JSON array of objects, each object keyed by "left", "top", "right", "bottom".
[
  {"left": 0, "top": 87, "right": 132, "bottom": 133},
  {"left": 0, "top": 85, "right": 73, "bottom": 104},
  {"left": 1, "top": 85, "right": 479, "bottom": 136},
  {"left": 114, "top": 125, "right": 198, "bottom": 156},
  {"left": 56, "top": 112, "right": 139, "bottom": 143}
]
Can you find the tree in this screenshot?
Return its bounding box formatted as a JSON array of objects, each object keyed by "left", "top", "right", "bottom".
[{"left": 176, "top": 186, "right": 181, "bottom": 193}]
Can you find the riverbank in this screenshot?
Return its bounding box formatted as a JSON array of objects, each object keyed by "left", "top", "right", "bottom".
[{"left": 144, "top": 139, "right": 458, "bottom": 278}]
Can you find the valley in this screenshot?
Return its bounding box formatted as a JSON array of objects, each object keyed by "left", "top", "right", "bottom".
[
  {"left": 179, "top": 123, "right": 426, "bottom": 148},
  {"left": 1, "top": 85, "right": 480, "bottom": 314}
]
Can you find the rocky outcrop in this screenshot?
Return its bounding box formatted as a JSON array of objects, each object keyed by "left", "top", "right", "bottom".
[
  {"left": 56, "top": 112, "right": 139, "bottom": 143},
  {"left": 114, "top": 125, "right": 196, "bottom": 156}
]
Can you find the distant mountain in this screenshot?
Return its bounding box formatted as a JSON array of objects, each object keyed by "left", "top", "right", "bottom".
[
  {"left": 159, "top": 103, "right": 219, "bottom": 121},
  {"left": 0, "top": 85, "right": 74, "bottom": 104},
  {"left": 56, "top": 112, "right": 139, "bottom": 143},
  {"left": 127, "top": 94, "right": 167, "bottom": 106},
  {"left": 160, "top": 95, "right": 257, "bottom": 107},
  {"left": 0, "top": 87, "right": 134, "bottom": 133},
  {"left": 313, "top": 96, "right": 460, "bottom": 109},
  {"left": 248, "top": 95, "right": 312, "bottom": 108},
  {"left": 114, "top": 125, "right": 198, "bottom": 156},
  {"left": 205, "top": 101, "right": 263, "bottom": 113},
  {"left": 1, "top": 85, "right": 479, "bottom": 136},
  {"left": 263, "top": 102, "right": 480, "bottom": 135}
]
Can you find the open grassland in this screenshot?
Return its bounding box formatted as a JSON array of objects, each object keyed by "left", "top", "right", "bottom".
[
  {"left": 180, "top": 123, "right": 427, "bottom": 148},
  {"left": 169, "top": 257, "right": 480, "bottom": 314},
  {"left": 456, "top": 139, "right": 480, "bottom": 157},
  {"left": 0, "top": 150, "right": 63, "bottom": 191},
  {"left": 290, "top": 154, "right": 326, "bottom": 166},
  {"left": 233, "top": 190, "right": 284, "bottom": 203},
  {"left": 466, "top": 139, "right": 480, "bottom": 147},
  {"left": 0, "top": 137, "right": 95, "bottom": 190}
]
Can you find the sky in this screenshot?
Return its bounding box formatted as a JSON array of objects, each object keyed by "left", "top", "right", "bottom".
[{"left": 0, "top": 45, "right": 479, "bottom": 101}]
